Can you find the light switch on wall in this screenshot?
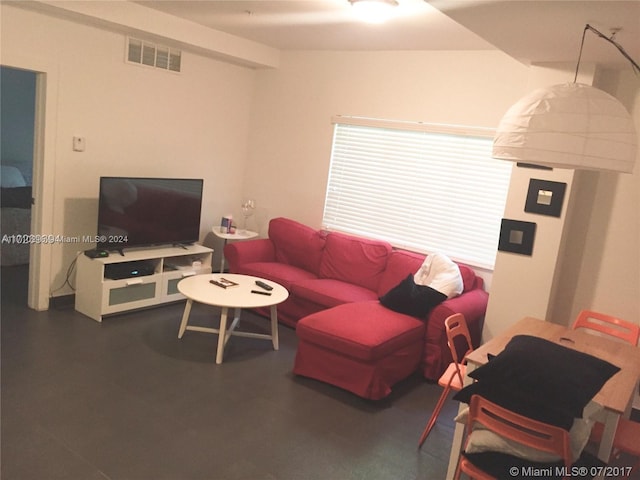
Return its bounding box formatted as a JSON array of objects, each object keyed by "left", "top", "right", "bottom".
[{"left": 73, "top": 136, "right": 85, "bottom": 152}]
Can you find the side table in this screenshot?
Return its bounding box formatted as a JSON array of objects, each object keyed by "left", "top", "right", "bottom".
[{"left": 211, "top": 227, "right": 258, "bottom": 273}]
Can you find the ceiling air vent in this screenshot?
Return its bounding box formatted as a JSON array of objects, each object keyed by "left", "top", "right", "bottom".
[{"left": 127, "top": 37, "right": 181, "bottom": 73}]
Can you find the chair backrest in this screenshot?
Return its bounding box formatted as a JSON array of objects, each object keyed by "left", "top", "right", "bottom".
[
  {"left": 463, "top": 395, "right": 572, "bottom": 469},
  {"left": 445, "top": 313, "right": 473, "bottom": 384},
  {"left": 573, "top": 310, "right": 640, "bottom": 346}
]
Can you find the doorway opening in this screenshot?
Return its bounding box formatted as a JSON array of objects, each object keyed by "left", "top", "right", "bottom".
[
  {"left": 1, "top": 59, "right": 55, "bottom": 312},
  {"left": 1, "top": 66, "right": 36, "bottom": 277}
]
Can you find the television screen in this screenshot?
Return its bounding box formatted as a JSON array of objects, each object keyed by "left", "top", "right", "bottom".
[{"left": 97, "top": 177, "right": 203, "bottom": 250}]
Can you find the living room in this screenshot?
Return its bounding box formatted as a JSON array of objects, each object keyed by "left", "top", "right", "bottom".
[
  {"left": 2, "top": 0, "right": 638, "bottom": 328},
  {"left": 1, "top": 1, "right": 639, "bottom": 478}
]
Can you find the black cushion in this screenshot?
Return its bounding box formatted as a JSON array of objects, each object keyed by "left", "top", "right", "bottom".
[
  {"left": 470, "top": 335, "right": 620, "bottom": 417},
  {"left": 379, "top": 274, "right": 446, "bottom": 317},
  {"left": 453, "top": 381, "right": 575, "bottom": 430},
  {"left": 455, "top": 335, "right": 620, "bottom": 429}
]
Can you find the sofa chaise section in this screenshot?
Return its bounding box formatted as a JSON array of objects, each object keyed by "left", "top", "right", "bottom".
[{"left": 294, "top": 301, "right": 425, "bottom": 400}]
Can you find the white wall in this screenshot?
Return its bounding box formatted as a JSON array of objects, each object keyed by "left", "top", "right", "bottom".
[
  {"left": 551, "top": 70, "right": 640, "bottom": 326},
  {"left": 1, "top": 4, "right": 256, "bottom": 294},
  {"left": 483, "top": 65, "right": 586, "bottom": 339},
  {"left": 246, "top": 52, "right": 640, "bottom": 331},
  {"left": 244, "top": 50, "right": 529, "bottom": 236}
]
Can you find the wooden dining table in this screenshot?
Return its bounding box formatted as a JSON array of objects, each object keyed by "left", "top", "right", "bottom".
[{"left": 446, "top": 316, "right": 640, "bottom": 480}]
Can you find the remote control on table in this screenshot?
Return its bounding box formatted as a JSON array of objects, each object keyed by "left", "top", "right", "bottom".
[
  {"left": 251, "top": 290, "right": 272, "bottom": 296},
  {"left": 255, "top": 280, "right": 273, "bottom": 291}
]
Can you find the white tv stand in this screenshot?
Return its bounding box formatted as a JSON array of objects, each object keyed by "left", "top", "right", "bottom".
[{"left": 75, "top": 244, "right": 213, "bottom": 322}]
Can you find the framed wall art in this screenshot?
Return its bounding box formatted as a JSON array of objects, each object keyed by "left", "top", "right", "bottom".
[
  {"left": 498, "top": 219, "right": 536, "bottom": 256},
  {"left": 525, "top": 179, "right": 567, "bottom": 217}
]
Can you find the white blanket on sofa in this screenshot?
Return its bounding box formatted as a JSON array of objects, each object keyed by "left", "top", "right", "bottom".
[{"left": 413, "top": 252, "right": 463, "bottom": 298}]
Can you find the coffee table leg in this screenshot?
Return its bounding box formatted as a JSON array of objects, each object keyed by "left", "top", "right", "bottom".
[
  {"left": 216, "top": 306, "right": 229, "bottom": 364},
  {"left": 178, "top": 299, "right": 193, "bottom": 339},
  {"left": 270, "top": 305, "right": 279, "bottom": 351},
  {"left": 224, "top": 309, "right": 242, "bottom": 348}
]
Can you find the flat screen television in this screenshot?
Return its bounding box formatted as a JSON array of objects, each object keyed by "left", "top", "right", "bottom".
[{"left": 97, "top": 177, "right": 204, "bottom": 251}]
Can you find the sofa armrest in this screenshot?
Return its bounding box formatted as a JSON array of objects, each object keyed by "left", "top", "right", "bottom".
[
  {"left": 433, "top": 289, "right": 488, "bottom": 346},
  {"left": 421, "top": 287, "right": 489, "bottom": 380},
  {"left": 224, "top": 238, "right": 276, "bottom": 273}
]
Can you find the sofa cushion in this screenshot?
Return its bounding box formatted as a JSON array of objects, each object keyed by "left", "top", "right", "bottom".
[
  {"left": 296, "top": 301, "right": 425, "bottom": 362},
  {"left": 291, "top": 278, "right": 379, "bottom": 309},
  {"left": 457, "top": 263, "right": 477, "bottom": 292},
  {"left": 319, "top": 232, "right": 391, "bottom": 291},
  {"left": 377, "top": 250, "right": 425, "bottom": 297},
  {"left": 237, "top": 261, "right": 317, "bottom": 290},
  {"left": 413, "top": 253, "right": 463, "bottom": 299},
  {"left": 378, "top": 250, "right": 478, "bottom": 296},
  {"left": 269, "top": 217, "right": 326, "bottom": 275},
  {"left": 379, "top": 274, "right": 447, "bottom": 317}
]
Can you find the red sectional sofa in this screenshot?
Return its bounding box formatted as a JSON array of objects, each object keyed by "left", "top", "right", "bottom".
[{"left": 224, "top": 217, "right": 489, "bottom": 399}]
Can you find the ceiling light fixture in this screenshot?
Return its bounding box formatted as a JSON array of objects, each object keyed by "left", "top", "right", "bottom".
[
  {"left": 349, "top": 0, "right": 398, "bottom": 24},
  {"left": 492, "top": 24, "right": 639, "bottom": 173}
]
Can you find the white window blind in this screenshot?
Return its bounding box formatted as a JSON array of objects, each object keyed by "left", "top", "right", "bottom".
[{"left": 322, "top": 118, "right": 513, "bottom": 269}]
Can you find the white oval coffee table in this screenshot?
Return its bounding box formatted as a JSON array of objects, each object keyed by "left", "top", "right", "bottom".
[{"left": 177, "top": 273, "right": 289, "bottom": 364}]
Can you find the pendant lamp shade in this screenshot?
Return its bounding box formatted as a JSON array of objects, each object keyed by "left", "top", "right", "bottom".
[{"left": 493, "top": 83, "right": 637, "bottom": 173}]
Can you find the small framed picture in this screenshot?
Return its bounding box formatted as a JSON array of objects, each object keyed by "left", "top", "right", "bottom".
[
  {"left": 498, "top": 219, "right": 536, "bottom": 256},
  {"left": 525, "top": 179, "right": 567, "bottom": 217}
]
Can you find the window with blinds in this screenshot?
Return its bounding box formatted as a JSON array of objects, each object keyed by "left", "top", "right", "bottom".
[{"left": 322, "top": 118, "right": 513, "bottom": 269}]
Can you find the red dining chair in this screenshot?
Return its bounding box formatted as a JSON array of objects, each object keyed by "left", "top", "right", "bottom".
[
  {"left": 572, "top": 310, "right": 640, "bottom": 346},
  {"left": 454, "top": 395, "right": 573, "bottom": 480},
  {"left": 572, "top": 309, "right": 640, "bottom": 470},
  {"left": 590, "top": 419, "right": 640, "bottom": 474},
  {"left": 418, "top": 313, "right": 473, "bottom": 448}
]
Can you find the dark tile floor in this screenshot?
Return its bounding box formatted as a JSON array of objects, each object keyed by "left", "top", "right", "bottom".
[{"left": 1, "top": 265, "right": 456, "bottom": 480}]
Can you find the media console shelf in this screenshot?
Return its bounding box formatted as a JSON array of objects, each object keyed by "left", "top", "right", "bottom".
[{"left": 75, "top": 244, "right": 213, "bottom": 322}]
